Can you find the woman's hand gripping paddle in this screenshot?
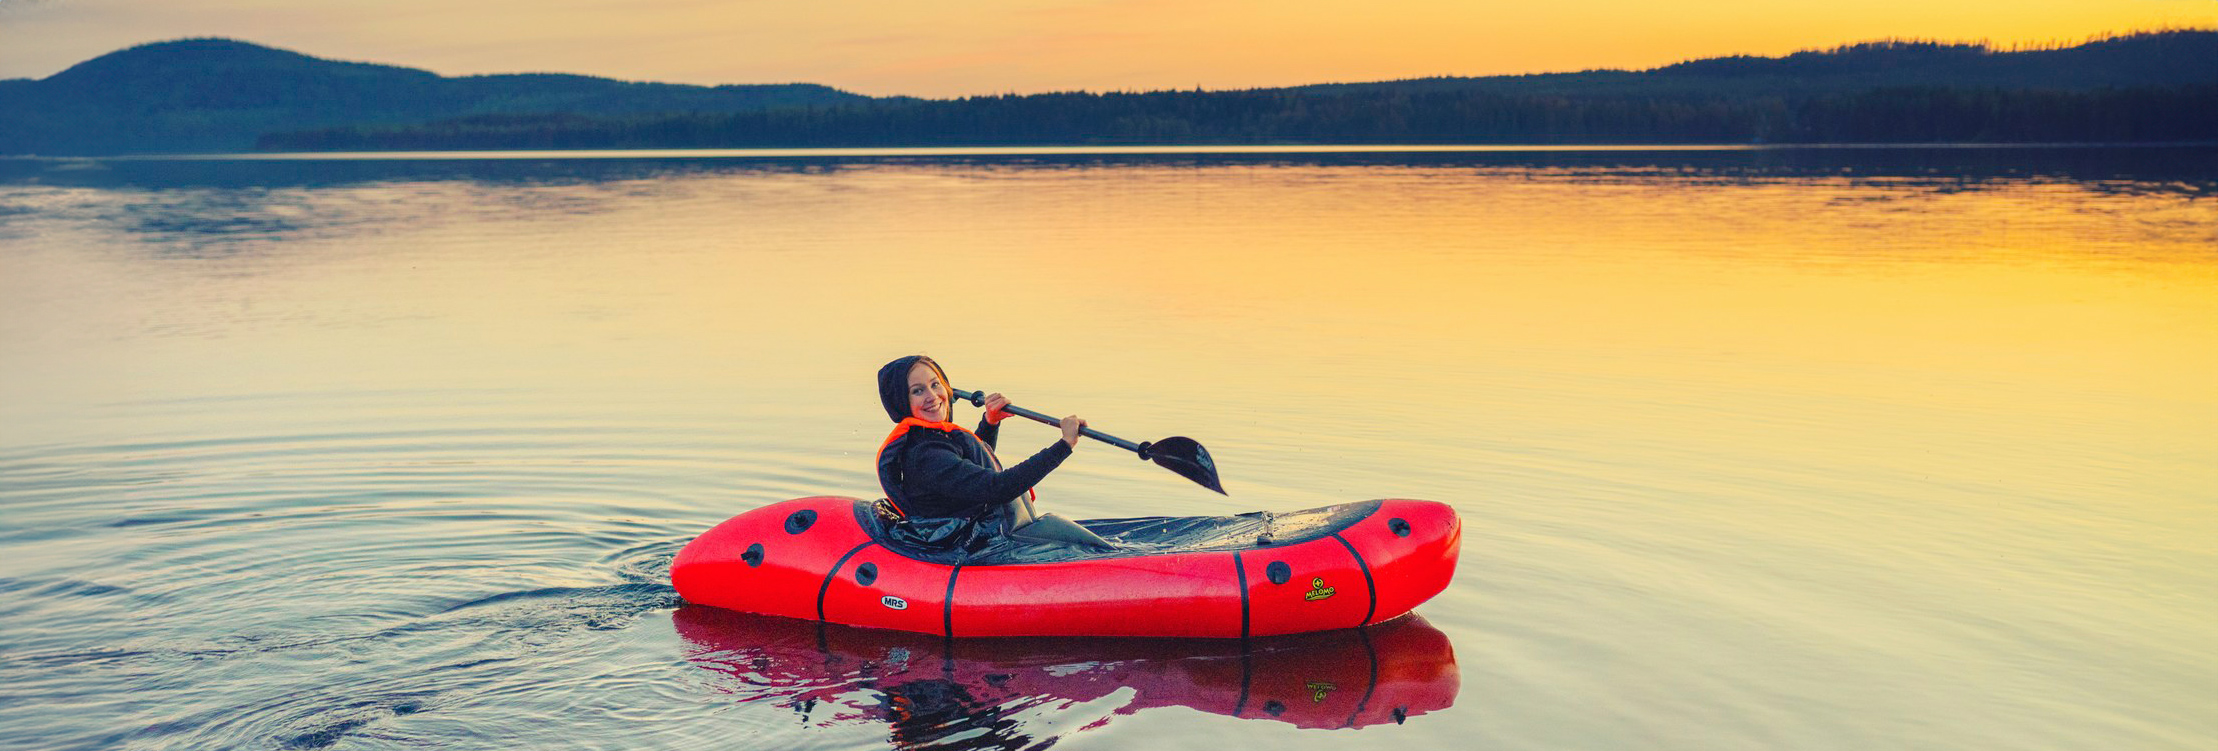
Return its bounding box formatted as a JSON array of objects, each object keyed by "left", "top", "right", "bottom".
[{"left": 953, "top": 388, "right": 1226, "bottom": 495}]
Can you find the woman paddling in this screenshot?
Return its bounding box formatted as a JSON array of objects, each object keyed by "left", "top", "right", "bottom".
[{"left": 874, "top": 355, "right": 1112, "bottom": 550}]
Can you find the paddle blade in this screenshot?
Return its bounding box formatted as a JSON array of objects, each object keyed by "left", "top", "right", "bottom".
[{"left": 1143, "top": 436, "right": 1226, "bottom": 495}]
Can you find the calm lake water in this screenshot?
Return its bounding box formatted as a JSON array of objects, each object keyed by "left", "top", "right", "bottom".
[{"left": 2, "top": 146, "right": 2213, "bottom": 750}]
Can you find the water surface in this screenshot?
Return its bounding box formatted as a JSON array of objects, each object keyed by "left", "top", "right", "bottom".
[{"left": 2, "top": 146, "right": 2213, "bottom": 750}]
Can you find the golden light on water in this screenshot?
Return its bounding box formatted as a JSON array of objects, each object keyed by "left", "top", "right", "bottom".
[
  {"left": 2, "top": 152, "right": 2214, "bottom": 748},
  {"left": 46, "top": 160, "right": 2206, "bottom": 508}
]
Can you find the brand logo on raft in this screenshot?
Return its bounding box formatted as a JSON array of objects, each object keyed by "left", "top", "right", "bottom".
[
  {"left": 881, "top": 595, "right": 908, "bottom": 610},
  {"left": 1306, "top": 680, "right": 1337, "bottom": 703},
  {"left": 1304, "top": 577, "right": 1336, "bottom": 601}
]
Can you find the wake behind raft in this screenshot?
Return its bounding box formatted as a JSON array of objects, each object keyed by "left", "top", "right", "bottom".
[{"left": 672, "top": 496, "right": 1460, "bottom": 638}]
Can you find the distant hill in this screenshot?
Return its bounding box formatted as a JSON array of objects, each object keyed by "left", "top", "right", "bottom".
[
  {"left": 0, "top": 38, "right": 873, "bottom": 155},
  {"left": 6, "top": 31, "right": 2215, "bottom": 155}
]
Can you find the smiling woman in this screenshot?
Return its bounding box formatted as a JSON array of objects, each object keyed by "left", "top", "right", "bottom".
[
  {"left": 901, "top": 357, "right": 952, "bottom": 424},
  {"left": 868, "top": 354, "right": 1127, "bottom": 554},
  {"left": 872, "top": 355, "right": 1080, "bottom": 521}
]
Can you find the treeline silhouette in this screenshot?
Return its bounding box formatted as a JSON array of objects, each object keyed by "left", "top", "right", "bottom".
[
  {"left": 258, "top": 31, "right": 2218, "bottom": 150},
  {"left": 259, "top": 83, "right": 2215, "bottom": 149},
  {"left": 7, "top": 31, "right": 2212, "bottom": 154}
]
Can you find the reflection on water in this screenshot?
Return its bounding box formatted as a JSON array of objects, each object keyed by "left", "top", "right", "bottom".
[
  {"left": 1, "top": 146, "right": 2213, "bottom": 751},
  {"left": 676, "top": 606, "right": 1456, "bottom": 747},
  {"left": 6, "top": 143, "right": 2217, "bottom": 190}
]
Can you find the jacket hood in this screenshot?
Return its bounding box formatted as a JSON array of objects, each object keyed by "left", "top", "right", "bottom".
[{"left": 877, "top": 355, "right": 952, "bottom": 423}]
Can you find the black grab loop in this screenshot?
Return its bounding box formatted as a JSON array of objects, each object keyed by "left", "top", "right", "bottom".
[
  {"left": 1266, "top": 561, "right": 1292, "bottom": 585},
  {"left": 855, "top": 562, "right": 879, "bottom": 586},
  {"left": 741, "top": 543, "right": 764, "bottom": 567},
  {"left": 785, "top": 509, "right": 818, "bottom": 534},
  {"left": 1388, "top": 517, "right": 1412, "bottom": 537}
]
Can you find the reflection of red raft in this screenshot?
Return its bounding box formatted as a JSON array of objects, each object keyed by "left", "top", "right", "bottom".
[
  {"left": 673, "top": 604, "right": 1460, "bottom": 732},
  {"left": 673, "top": 497, "right": 1460, "bottom": 638}
]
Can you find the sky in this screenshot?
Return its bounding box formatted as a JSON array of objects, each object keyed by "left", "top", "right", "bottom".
[{"left": 1, "top": 0, "right": 2212, "bottom": 97}]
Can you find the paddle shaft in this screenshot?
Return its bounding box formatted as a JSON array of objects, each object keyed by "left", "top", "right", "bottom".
[
  {"left": 948, "top": 387, "right": 1225, "bottom": 494},
  {"left": 951, "top": 388, "right": 1144, "bottom": 453}
]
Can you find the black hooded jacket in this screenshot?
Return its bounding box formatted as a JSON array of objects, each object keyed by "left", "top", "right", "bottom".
[{"left": 875, "top": 356, "right": 1072, "bottom": 521}]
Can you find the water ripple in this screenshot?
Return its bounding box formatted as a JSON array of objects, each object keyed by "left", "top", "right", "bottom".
[{"left": 4, "top": 152, "right": 2211, "bottom": 751}]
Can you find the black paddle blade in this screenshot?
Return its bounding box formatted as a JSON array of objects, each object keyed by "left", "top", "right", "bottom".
[{"left": 1141, "top": 436, "right": 1226, "bottom": 495}]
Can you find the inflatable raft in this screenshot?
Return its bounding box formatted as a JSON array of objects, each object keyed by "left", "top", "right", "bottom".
[{"left": 672, "top": 496, "right": 1460, "bottom": 638}]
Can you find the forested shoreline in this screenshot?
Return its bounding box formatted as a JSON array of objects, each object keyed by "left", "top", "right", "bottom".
[
  {"left": 252, "top": 32, "right": 2218, "bottom": 150},
  {"left": 6, "top": 31, "right": 2214, "bottom": 154},
  {"left": 257, "top": 84, "right": 2216, "bottom": 150}
]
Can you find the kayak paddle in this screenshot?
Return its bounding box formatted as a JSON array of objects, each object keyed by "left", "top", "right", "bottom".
[{"left": 953, "top": 388, "right": 1226, "bottom": 495}]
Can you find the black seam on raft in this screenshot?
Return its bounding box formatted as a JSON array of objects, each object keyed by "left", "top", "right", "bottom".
[
  {"left": 1233, "top": 648, "right": 1254, "bottom": 717},
  {"left": 1332, "top": 532, "right": 1378, "bottom": 627},
  {"left": 1233, "top": 551, "right": 1250, "bottom": 641},
  {"left": 818, "top": 541, "right": 877, "bottom": 622},
  {"left": 1343, "top": 625, "right": 1381, "bottom": 728},
  {"left": 943, "top": 563, "right": 964, "bottom": 639}
]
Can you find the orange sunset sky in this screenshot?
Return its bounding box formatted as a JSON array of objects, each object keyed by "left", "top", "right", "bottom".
[{"left": 1, "top": 0, "right": 2212, "bottom": 97}]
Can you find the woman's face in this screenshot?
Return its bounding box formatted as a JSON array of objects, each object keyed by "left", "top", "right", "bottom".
[{"left": 906, "top": 362, "right": 949, "bottom": 423}]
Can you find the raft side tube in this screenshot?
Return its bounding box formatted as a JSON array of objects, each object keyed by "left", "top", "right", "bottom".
[
  {"left": 675, "top": 496, "right": 1462, "bottom": 639},
  {"left": 820, "top": 544, "right": 955, "bottom": 634},
  {"left": 1242, "top": 536, "right": 1375, "bottom": 637},
  {"left": 673, "top": 496, "right": 870, "bottom": 621},
  {"left": 950, "top": 553, "right": 1248, "bottom": 638},
  {"left": 1342, "top": 499, "right": 1461, "bottom": 626}
]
